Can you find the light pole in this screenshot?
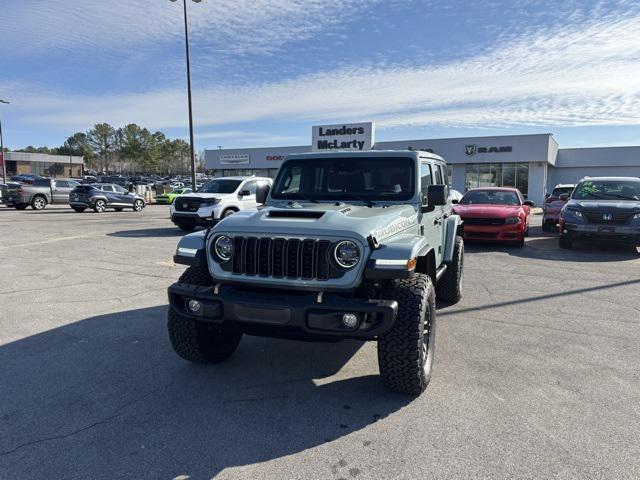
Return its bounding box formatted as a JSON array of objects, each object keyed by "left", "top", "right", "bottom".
[
  {"left": 0, "top": 99, "right": 9, "bottom": 184},
  {"left": 170, "top": 0, "right": 201, "bottom": 190}
]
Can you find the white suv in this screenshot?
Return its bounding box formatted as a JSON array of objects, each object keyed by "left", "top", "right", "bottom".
[{"left": 170, "top": 176, "right": 272, "bottom": 231}]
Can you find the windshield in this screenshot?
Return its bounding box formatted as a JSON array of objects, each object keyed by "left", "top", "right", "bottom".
[
  {"left": 573, "top": 180, "right": 640, "bottom": 200},
  {"left": 460, "top": 189, "right": 521, "bottom": 206},
  {"left": 198, "top": 179, "right": 241, "bottom": 194},
  {"left": 551, "top": 187, "right": 574, "bottom": 197},
  {"left": 271, "top": 157, "right": 415, "bottom": 202}
]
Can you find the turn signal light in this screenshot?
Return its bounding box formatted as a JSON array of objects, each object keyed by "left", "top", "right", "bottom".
[{"left": 406, "top": 258, "right": 417, "bottom": 271}]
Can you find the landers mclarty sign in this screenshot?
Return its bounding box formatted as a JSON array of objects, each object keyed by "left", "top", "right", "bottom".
[{"left": 312, "top": 122, "right": 375, "bottom": 152}]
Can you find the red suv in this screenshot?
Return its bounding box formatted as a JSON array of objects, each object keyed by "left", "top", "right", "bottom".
[
  {"left": 542, "top": 184, "right": 575, "bottom": 232},
  {"left": 453, "top": 187, "right": 533, "bottom": 247}
]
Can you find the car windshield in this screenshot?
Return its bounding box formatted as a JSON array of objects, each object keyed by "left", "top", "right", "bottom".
[
  {"left": 573, "top": 180, "right": 640, "bottom": 200},
  {"left": 552, "top": 187, "right": 574, "bottom": 197},
  {"left": 271, "top": 157, "right": 415, "bottom": 202},
  {"left": 198, "top": 179, "right": 241, "bottom": 194},
  {"left": 460, "top": 190, "right": 521, "bottom": 205}
]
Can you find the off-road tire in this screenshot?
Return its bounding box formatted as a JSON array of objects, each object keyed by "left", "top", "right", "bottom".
[
  {"left": 178, "top": 225, "right": 195, "bottom": 232},
  {"left": 437, "top": 235, "right": 463, "bottom": 304},
  {"left": 222, "top": 208, "right": 237, "bottom": 218},
  {"left": 559, "top": 236, "right": 573, "bottom": 249},
  {"left": 168, "top": 266, "right": 242, "bottom": 363},
  {"left": 72, "top": 207, "right": 86, "bottom": 213},
  {"left": 378, "top": 273, "right": 436, "bottom": 395},
  {"left": 31, "top": 195, "right": 47, "bottom": 210}
]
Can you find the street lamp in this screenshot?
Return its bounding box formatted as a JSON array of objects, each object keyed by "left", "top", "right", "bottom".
[
  {"left": 0, "top": 99, "right": 9, "bottom": 184},
  {"left": 170, "top": 0, "right": 201, "bottom": 190}
]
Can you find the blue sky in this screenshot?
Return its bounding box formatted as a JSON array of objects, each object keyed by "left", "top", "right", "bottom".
[{"left": 1, "top": 0, "right": 639, "bottom": 151}]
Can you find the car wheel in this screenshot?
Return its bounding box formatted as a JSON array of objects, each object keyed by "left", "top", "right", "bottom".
[
  {"left": 31, "top": 195, "right": 47, "bottom": 210},
  {"left": 222, "top": 209, "right": 237, "bottom": 218},
  {"left": 559, "top": 236, "right": 573, "bottom": 249},
  {"left": 168, "top": 266, "right": 242, "bottom": 363},
  {"left": 133, "top": 199, "right": 144, "bottom": 212},
  {"left": 516, "top": 237, "right": 525, "bottom": 247},
  {"left": 437, "top": 235, "right": 463, "bottom": 304},
  {"left": 72, "top": 207, "right": 86, "bottom": 213},
  {"left": 378, "top": 273, "right": 435, "bottom": 395},
  {"left": 93, "top": 199, "right": 107, "bottom": 213}
]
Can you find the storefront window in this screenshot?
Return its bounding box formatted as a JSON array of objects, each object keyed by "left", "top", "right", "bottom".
[{"left": 465, "top": 162, "right": 529, "bottom": 197}]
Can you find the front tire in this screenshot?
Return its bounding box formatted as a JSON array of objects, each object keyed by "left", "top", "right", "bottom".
[
  {"left": 31, "top": 195, "right": 47, "bottom": 210},
  {"left": 559, "top": 236, "right": 573, "bottom": 249},
  {"left": 378, "top": 274, "right": 436, "bottom": 395},
  {"left": 222, "top": 209, "right": 237, "bottom": 218},
  {"left": 168, "top": 266, "right": 242, "bottom": 363},
  {"left": 133, "top": 199, "right": 144, "bottom": 212},
  {"left": 437, "top": 235, "right": 463, "bottom": 304}
]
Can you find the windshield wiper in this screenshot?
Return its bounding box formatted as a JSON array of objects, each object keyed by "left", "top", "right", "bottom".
[
  {"left": 336, "top": 194, "right": 375, "bottom": 207},
  {"left": 286, "top": 193, "right": 319, "bottom": 204},
  {"left": 599, "top": 192, "right": 639, "bottom": 201}
]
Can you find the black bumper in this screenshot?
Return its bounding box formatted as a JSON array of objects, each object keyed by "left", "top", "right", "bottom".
[
  {"left": 171, "top": 213, "right": 215, "bottom": 228},
  {"left": 168, "top": 282, "right": 398, "bottom": 341},
  {"left": 563, "top": 225, "right": 640, "bottom": 244}
]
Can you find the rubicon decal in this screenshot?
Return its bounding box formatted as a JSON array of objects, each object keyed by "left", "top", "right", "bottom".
[{"left": 371, "top": 215, "right": 418, "bottom": 241}]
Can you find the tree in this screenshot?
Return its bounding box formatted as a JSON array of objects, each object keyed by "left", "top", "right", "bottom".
[
  {"left": 59, "top": 133, "right": 94, "bottom": 166},
  {"left": 87, "top": 123, "right": 115, "bottom": 173}
]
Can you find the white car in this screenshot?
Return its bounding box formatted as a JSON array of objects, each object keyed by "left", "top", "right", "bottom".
[{"left": 170, "top": 176, "right": 272, "bottom": 231}]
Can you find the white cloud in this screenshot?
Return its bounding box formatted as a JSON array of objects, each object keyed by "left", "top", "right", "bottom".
[
  {"left": 0, "top": 0, "right": 376, "bottom": 57},
  {"left": 9, "top": 8, "right": 640, "bottom": 138}
]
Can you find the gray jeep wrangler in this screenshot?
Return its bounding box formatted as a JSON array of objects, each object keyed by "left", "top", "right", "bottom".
[{"left": 167, "top": 150, "right": 464, "bottom": 395}]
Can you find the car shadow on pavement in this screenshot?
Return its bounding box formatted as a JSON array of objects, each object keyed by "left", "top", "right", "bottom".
[
  {"left": 464, "top": 225, "right": 640, "bottom": 262},
  {"left": 108, "top": 227, "right": 189, "bottom": 238},
  {"left": 0, "top": 306, "right": 410, "bottom": 480}
]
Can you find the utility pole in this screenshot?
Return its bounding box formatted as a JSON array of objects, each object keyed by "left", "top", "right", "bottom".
[{"left": 0, "top": 99, "right": 9, "bottom": 184}]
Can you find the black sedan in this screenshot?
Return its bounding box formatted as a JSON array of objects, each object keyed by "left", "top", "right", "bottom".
[{"left": 69, "top": 184, "right": 145, "bottom": 213}]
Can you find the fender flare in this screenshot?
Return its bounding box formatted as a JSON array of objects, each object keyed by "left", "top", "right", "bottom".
[
  {"left": 366, "top": 234, "right": 434, "bottom": 280},
  {"left": 173, "top": 230, "right": 208, "bottom": 267},
  {"left": 443, "top": 214, "right": 463, "bottom": 263}
]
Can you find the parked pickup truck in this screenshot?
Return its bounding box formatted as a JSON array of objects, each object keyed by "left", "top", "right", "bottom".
[{"left": 3, "top": 178, "right": 80, "bottom": 210}]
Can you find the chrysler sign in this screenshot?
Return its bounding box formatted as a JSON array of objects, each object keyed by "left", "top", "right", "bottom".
[
  {"left": 312, "top": 122, "right": 375, "bottom": 152},
  {"left": 220, "top": 154, "right": 250, "bottom": 165}
]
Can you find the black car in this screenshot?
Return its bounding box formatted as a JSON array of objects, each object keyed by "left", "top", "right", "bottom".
[
  {"left": 69, "top": 183, "right": 145, "bottom": 213},
  {"left": 558, "top": 177, "right": 640, "bottom": 248}
]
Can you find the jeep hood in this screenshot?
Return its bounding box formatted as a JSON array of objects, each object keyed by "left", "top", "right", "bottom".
[{"left": 213, "top": 203, "right": 419, "bottom": 242}]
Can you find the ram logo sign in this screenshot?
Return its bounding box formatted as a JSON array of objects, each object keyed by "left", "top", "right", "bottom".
[
  {"left": 465, "top": 144, "right": 513, "bottom": 156},
  {"left": 464, "top": 145, "right": 477, "bottom": 156}
]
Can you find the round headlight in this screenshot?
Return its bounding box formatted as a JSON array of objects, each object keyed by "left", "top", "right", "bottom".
[
  {"left": 334, "top": 240, "right": 360, "bottom": 269},
  {"left": 214, "top": 235, "right": 234, "bottom": 262}
]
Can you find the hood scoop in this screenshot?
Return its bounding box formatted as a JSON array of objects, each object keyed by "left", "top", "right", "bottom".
[{"left": 267, "top": 210, "right": 325, "bottom": 220}]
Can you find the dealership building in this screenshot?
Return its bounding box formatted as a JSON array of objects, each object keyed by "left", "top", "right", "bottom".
[
  {"left": 204, "top": 125, "right": 640, "bottom": 206},
  {"left": 1, "top": 151, "right": 84, "bottom": 179}
]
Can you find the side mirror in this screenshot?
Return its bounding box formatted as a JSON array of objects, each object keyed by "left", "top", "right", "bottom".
[
  {"left": 523, "top": 200, "right": 534, "bottom": 207},
  {"left": 255, "top": 182, "right": 270, "bottom": 205},
  {"left": 559, "top": 194, "right": 569, "bottom": 201},
  {"left": 545, "top": 193, "right": 551, "bottom": 199},
  {"left": 451, "top": 198, "right": 459, "bottom": 204},
  {"left": 239, "top": 189, "right": 251, "bottom": 197},
  {"left": 426, "top": 184, "right": 448, "bottom": 209}
]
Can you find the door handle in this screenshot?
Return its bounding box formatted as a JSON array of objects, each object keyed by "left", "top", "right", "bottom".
[{"left": 434, "top": 217, "right": 442, "bottom": 225}]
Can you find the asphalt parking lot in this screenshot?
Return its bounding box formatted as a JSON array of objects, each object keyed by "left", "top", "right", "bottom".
[{"left": 1, "top": 205, "right": 639, "bottom": 480}]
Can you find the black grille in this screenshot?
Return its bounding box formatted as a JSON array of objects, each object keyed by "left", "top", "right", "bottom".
[
  {"left": 174, "top": 197, "right": 203, "bottom": 212},
  {"left": 462, "top": 217, "right": 506, "bottom": 226},
  {"left": 583, "top": 211, "right": 633, "bottom": 225},
  {"left": 230, "top": 236, "right": 334, "bottom": 280}
]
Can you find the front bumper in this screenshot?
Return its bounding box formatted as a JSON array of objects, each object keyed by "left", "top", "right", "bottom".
[
  {"left": 463, "top": 223, "right": 525, "bottom": 242},
  {"left": 171, "top": 212, "right": 217, "bottom": 227},
  {"left": 542, "top": 210, "right": 561, "bottom": 223},
  {"left": 168, "top": 282, "right": 398, "bottom": 341},
  {"left": 561, "top": 222, "right": 640, "bottom": 244}
]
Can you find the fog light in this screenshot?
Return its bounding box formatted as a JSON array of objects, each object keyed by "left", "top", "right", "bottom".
[
  {"left": 342, "top": 313, "right": 359, "bottom": 328},
  {"left": 187, "top": 299, "right": 202, "bottom": 314},
  {"left": 563, "top": 229, "right": 568, "bottom": 234}
]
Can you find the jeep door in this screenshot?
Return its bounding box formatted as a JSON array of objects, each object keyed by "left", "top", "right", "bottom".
[
  {"left": 431, "top": 162, "right": 449, "bottom": 258},
  {"left": 52, "top": 180, "right": 75, "bottom": 203},
  {"left": 420, "top": 161, "right": 444, "bottom": 265}
]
